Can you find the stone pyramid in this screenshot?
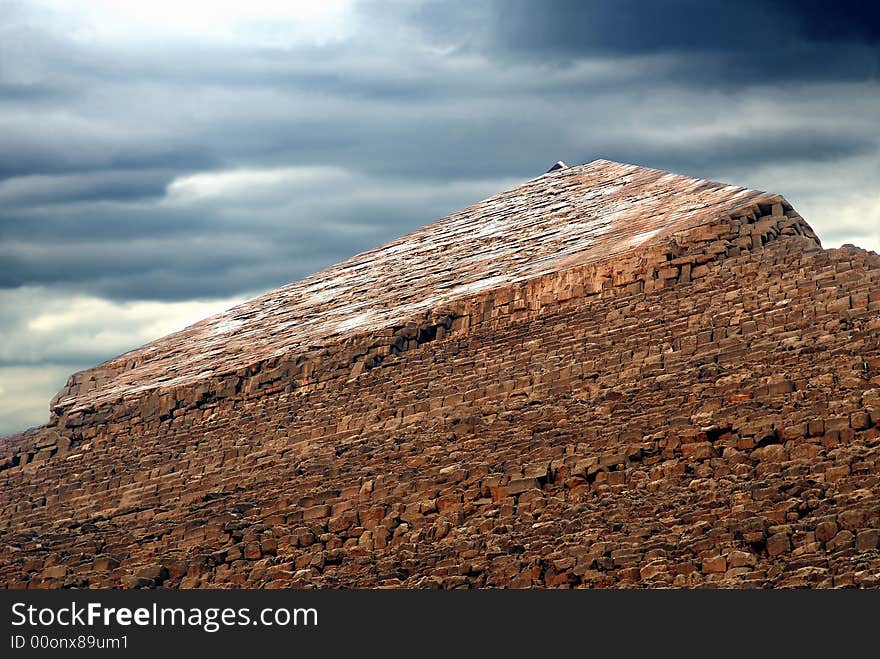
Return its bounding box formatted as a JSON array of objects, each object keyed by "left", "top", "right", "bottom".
[{"left": 2, "top": 159, "right": 879, "bottom": 588}]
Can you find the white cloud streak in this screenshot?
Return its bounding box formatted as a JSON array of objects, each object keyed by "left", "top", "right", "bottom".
[
  {"left": 20, "top": 0, "right": 358, "bottom": 47},
  {"left": 0, "top": 287, "right": 248, "bottom": 433}
]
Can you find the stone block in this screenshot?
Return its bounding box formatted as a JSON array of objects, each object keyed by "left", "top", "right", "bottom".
[
  {"left": 767, "top": 533, "right": 791, "bottom": 556},
  {"left": 701, "top": 556, "right": 727, "bottom": 574}
]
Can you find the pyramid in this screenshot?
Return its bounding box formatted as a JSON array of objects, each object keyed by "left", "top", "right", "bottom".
[{"left": 2, "top": 159, "right": 879, "bottom": 588}]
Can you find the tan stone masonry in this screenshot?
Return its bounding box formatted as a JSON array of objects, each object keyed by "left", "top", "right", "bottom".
[{"left": 1, "top": 160, "right": 878, "bottom": 588}]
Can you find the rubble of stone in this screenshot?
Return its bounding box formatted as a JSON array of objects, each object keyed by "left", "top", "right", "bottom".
[{"left": 1, "top": 159, "right": 878, "bottom": 588}]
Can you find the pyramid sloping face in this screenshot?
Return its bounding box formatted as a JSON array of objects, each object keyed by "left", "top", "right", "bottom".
[
  {"left": 4, "top": 160, "right": 879, "bottom": 590},
  {"left": 54, "top": 159, "right": 789, "bottom": 414}
]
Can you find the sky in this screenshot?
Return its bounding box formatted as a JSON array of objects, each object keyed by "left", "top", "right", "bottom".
[{"left": 1, "top": 0, "right": 879, "bottom": 434}]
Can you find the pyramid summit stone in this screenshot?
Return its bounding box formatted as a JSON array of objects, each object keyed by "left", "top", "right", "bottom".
[{"left": 2, "top": 159, "right": 879, "bottom": 589}]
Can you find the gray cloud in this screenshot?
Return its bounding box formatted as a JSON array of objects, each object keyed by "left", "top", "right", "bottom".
[
  {"left": 0, "top": 170, "right": 173, "bottom": 206},
  {"left": 412, "top": 0, "right": 880, "bottom": 84}
]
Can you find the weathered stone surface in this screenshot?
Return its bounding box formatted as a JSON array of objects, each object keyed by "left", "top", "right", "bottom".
[
  {"left": 767, "top": 533, "right": 792, "bottom": 557},
  {"left": 701, "top": 556, "right": 727, "bottom": 574},
  {"left": 855, "top": 530, "right": 879, "bottom": 552},
  {"left": 0, "top": 159, "right": 878, "bottom": 589}
]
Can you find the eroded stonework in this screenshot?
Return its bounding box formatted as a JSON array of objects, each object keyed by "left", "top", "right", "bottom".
[{"left": 1, "top": 160, "right": 878, "bottom": 588}]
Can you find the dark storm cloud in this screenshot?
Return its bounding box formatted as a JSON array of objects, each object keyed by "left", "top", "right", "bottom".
[
  {"left": 414, "top": 0, "right": 880, "bottom": 84},
  {"left": 779, "top": 0, "right": 880, "bottom": 43},
  {"left": 493, "top": 0, "right": 880, "bottom": 53}
]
